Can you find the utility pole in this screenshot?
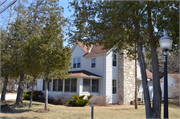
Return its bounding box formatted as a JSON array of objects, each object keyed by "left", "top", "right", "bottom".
[{"left": 135, "top": 43, "right": 138, "bottom": 109}]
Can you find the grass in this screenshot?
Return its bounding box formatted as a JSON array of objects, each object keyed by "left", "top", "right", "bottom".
[{"left": 0, "top": 100, "right": 180, "bottom": 119}]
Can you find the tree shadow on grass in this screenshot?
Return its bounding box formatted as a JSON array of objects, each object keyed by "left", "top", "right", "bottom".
[
  {"left": 1, "top": 109, "right": 31, "bottom": 114},
  {"left": 0, "top": 117, "right": 39, "bottom": 119}
]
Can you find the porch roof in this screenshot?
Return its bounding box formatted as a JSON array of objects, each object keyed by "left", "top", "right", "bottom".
[{"left": 68, "top": 70, "right": 102, "bottom": 79}]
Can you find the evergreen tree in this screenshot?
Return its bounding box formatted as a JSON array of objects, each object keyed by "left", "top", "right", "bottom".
[{"left": 36, "top": 0, "right": 71, "bottom": 110}]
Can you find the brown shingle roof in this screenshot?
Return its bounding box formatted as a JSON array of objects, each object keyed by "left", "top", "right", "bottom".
[
  {"left": 77, "top": 41, "right": 92, "bottom": 53},
  {"left": 68, "top": 70, "right": 102, "bottom": 78},
  {"left": 83, "top": 43, "right": 108, "bottom": 57}
]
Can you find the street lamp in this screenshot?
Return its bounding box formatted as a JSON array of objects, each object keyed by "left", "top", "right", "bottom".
[{"left": 159, "top": 32, "right": 173, "bottom": 118}]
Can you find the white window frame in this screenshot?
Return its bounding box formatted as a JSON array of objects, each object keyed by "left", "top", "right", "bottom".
[
  {"left": 73, "top": 57, "right": 81, "bottom": 69},
  {"left": 91, "top": 58, "right": 96, "bottom": 69},
  {"left": 83, "top": 78, "right": 99, "bottom": 93},
  {"left": 77, "top": 57, "right": 81, "bottom": 68}
]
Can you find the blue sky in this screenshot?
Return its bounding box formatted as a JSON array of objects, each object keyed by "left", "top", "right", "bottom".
[
  {"left": 60, "top": 0, "right": 73, "bottom": 18},
  {"left": 59, "top": 0, "right": 74, "bottom": 46},
  {"left": 1, "top": 0, "right": 74, "bottom": 46}
]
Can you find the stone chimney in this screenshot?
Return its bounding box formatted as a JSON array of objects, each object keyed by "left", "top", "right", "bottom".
[{"left": 118, "top": 50, "right": 135, "bottom": 104}]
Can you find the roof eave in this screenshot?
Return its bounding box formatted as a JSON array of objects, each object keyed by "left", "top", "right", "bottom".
[
  {"left": 68, "top": 75, "right": 102, "bottom": 79},
  {"left": 83, "top": 53, "right": 107, "bottom": 58}
]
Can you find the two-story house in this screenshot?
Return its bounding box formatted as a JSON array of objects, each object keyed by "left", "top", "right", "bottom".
[{"left": 37, "top": 41, "right": 155, "bottom": 104}]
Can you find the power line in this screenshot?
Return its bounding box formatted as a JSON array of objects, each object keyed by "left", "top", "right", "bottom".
[
  {"left": 0, "top": 0, "right": 7, "bottom": 7},
  {"left": 0, "top": 0, "right": 17, "bottom": 14}
]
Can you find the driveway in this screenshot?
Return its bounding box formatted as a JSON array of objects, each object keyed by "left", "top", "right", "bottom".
[{"left": 0, "top": 93, "right": 17, "bottom": 100}]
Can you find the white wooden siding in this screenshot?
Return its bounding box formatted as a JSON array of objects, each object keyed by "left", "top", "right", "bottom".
[{"left": 105, "top": 50, "right": 119, "bottom": 103}]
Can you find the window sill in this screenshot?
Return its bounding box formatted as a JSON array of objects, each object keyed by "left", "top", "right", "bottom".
[
  {"left": 64, "top": 91, "right": 77, "bottom": 93},
  {"left": 73, "top": 67, "right": 81, "bottom": 69},
  {"left": 112, "top": 66, "right": 117, "bottom": 68},
  {"left": 82, "top": 92, "right": 99, "bottom": 94},
  {"left": 112, "top": 93, "right": 117, "bottom": 95},
  {"left": 52, "top": 91, "right": 63, "bottom": 92}
]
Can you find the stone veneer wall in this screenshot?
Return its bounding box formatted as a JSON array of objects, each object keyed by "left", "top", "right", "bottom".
[{"left": 118, "top": 50, "right": 135, "bottom": 104}]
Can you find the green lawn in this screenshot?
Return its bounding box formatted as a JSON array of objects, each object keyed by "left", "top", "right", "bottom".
[{"left": 0, "top": 100, "right": 179, "bottom": 119}]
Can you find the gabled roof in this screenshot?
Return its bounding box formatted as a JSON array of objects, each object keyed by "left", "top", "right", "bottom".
[
  {"left": 72, "top": 41, "right": 110, "bottom": 57},
  {"left": 83, "top": 43, "right": 108, "bottom": 57},
  {"left": 68, "top": 70, "right": 102, "bottom": 79},
  {"left": 77, "top": 41, "right": 92, "bottom": 53},
  {"left": 169, "top": 73, "right": 180, "bottom": 81}
]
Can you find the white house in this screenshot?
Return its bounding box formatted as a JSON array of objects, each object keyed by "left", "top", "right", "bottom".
[
  {"left": 161, "top": 73, "right": 180, "bottom": 98},
  {"left": 37, "top": 42, "right": 156, "bottom": 104}
]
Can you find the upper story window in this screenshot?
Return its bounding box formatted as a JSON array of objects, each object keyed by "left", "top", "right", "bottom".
[
  {"left": 73, "top": 58, "right": 76, "bottom": 68},
  {"left": 112, "top": 54, "right": 117, "bottom": 66},
  {"left": 73, "top": 57, "right": 81, "bottom": 68},
  {"left": 77, "top": 57, "right": 81, "bottom": 68},
  {"left": 91, "top": 58, "right": 96, "bottom": 68}
]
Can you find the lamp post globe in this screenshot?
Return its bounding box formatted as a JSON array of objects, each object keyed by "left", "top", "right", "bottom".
[
  {"left": 159, "top": 32, "right": 173, "bottom": 50},
  {"left": 159, "top": 32, "right": 173, "bottom": 119}
]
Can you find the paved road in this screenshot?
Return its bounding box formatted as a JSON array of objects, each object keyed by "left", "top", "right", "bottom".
[{"left": 0, "top": 93, "right": 17, "bottom": 100}]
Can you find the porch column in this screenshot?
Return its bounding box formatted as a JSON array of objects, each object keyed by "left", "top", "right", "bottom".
[{"left": 79, "top": 78, "right": 83, "bottom": 96}]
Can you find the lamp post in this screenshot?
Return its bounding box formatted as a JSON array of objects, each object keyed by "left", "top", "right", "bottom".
[{"left": 159, "top": 32, "right": 173, "bottom": 119}]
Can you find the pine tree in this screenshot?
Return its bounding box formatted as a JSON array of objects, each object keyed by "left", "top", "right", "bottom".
[{"left": 35, "top": 0, "right": 71, "bottom": 110}]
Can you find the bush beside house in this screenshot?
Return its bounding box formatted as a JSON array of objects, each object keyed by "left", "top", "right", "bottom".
[{"left": 68, "top": 94, "right": 93, "bottom": 106}]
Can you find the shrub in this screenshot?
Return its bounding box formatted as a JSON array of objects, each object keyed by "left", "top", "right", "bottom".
[
  {"left": 54, "top": 94, "right": 70, "bottom": 105},
  {"left": 23, "top": 90, "right": 43, "bottom": 100},
  {"left": 33, "top": 90, "right": 43, "bottom": 98},
  {"left": 90, "top": 95, "right": 110, "bottom": 106},
  {"left": 67, "top": 94, "right": 93, "bottom": 106}
]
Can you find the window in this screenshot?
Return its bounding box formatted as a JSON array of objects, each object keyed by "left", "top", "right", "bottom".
[
  {"left": 49, "top": 81, "right": 52, "bottom": 91},
  {"left": 58, "top": 80, "right": 63, "bottom": 91},
  {"left": 112, "top": 54, "right": 117, "bottom": 66},
  {"left": 65, "top": 78, "right": 77, "bottom": 92},
  {"left": 77, "top": 57, "right": 81, "bottom": 68},
  {"left": 92, "top": 79, "right": 99, "bottom": 92},
  {"left": 73, "top": 57, "right": 81, "bottom": 68},
  {"left": 83, "top": 79, "right": 90, "bottom": 92},
  {"left": 91, "top": 58, "right": 96, "bottom": 68},
  {"left": 71, "top": 78, "right": 77, "bottom": 92},
  {"left": 73, "top": 58, "right": 76, "bottom": 68},
  {"left": 83, "top": 79, "right": 99, "bottom": 93},
  {"left": 65, "top": 79, "right": 70, "bottom": 92},
  {"left": 53, "top": 79, "right": 58, "bottom": 91},
  {"left": 43, "top": 80, "right": 45, "bottom": 90},
  {"left": 112, "top": 79, "right": 117, "bottom": 94}
]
